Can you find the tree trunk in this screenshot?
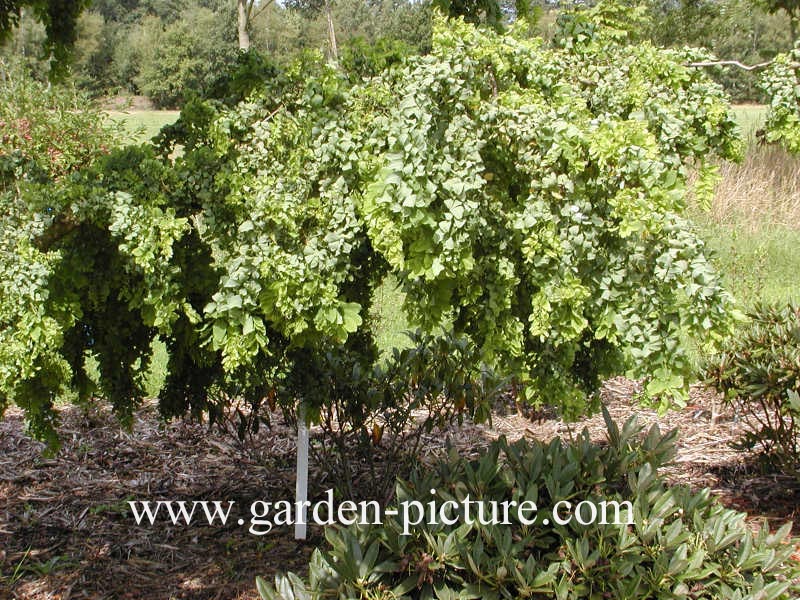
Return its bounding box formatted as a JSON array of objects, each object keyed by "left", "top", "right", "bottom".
[
  {"left": 19, "top": 8, "right": 25, "bottom": 56},
  {"left": 237, "top": 0, "right": 251, "bottom": 51},
  {"left": 325, "top": 0, "right": 337, "bottom": 61}
]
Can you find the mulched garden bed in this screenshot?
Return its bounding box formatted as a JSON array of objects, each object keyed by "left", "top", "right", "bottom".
[{"left": 2, "top": 379, "right": 799, "bottom": 599}]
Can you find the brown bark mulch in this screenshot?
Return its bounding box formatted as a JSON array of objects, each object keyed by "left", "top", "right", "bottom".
[{"left": 1, "top": 380, "right": 798, "bottom": 600}]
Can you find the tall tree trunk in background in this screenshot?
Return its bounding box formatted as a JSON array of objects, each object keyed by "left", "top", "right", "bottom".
[
  {"left": 19, "top": 8, "right": 25, "bottom": 56},
  {"left": 325, "top": 0, "right": 337, "bottom": 61},
  {"left": 237, "top": 0, "right": 251, "bottom": 50}
]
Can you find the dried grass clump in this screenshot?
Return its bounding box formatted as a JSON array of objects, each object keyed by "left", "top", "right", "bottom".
[{"left": 710, "top": 145, "right": 800, "bottom": 231}]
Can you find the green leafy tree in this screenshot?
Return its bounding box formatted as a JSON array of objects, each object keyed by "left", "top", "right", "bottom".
[
  {"left": 89, "top": 0, "right": 146, "bottom": 24},
  {"left": 134, "top": 6, "right": 238, "bottom": 106},
  {"left": 432, "top": 0, "right": 536, "bottom": 31},
  {"left": 645, "top": 0, "right": 794, "bottom": 101},
  {"left": 0, "top": 0, "right": 89, "bottom": 74},
  {"left": 268, "top": 0, "right": 432, "bottom": 60},
  {"left": 1, "top": 11, "right": 744, "bottom": 447},
  {"left": 759, "top": 0, "right": 800, "bottom": 39},
  {"left": 107, "top": 14, "right": 161, "bottom": 93},
  {"left": 71, "top": 11, "right": 116, "bottom": 94},
  {"left": 760, "top": 42, "right": 800, "bottom": 152},
  {"left": 0, "top": 8, "right": 49, "bottom": 78},
  {"left": 432, "top": 0, "right": 503, "bottom": 29},
  {"left": 237, "top": 0, "right": 278, "bottom": 50}
]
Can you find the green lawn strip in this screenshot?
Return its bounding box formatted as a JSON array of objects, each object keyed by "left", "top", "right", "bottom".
[{"left": 108, "top": 110, "right": 180, "bottom": 144}]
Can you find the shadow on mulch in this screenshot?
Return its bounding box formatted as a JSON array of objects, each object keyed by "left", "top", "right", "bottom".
[
  {"left": 687, "top": 457, "right": 800, "bottom": 530},
  {"left": 1, "top": 378, "right": 799, "bottom": 599},
  {"left": 0, "top": 404, "right": 323, "bottom": 600}
]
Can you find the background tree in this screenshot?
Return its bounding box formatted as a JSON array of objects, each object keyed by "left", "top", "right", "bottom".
[
  {"left": 71, "top": 11, "right": 115, "bottom": 94},
  {"left": 133, "top": 5, "right": 238, "bottom": 106},
  {"left": 432, "top": 0, "right": 536, "bottom": 30},
  {"left": 759, "top": 0, "right": 800, "bottom": 39},
  {"left": 0, "top": 0, "right": 89, "bottom": 74},
  {"left": 643, "top": 0, "right": 794, "bottom": 100},
  {"left": 0, "top": 7, "right": 49, "bottom": 77},
  {"left": 432, "top": 0, "right": 503, "bottom": 28},
  {"left": 238, "top": 0, "right": 277, "bottom": 50},
  {"left": 277, "top": 0, "right": 431, "bottom": 60}
]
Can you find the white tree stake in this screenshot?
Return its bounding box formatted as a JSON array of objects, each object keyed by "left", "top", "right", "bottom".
[{"left": 294, "top": 402, "right": 309, "bottom": 540}]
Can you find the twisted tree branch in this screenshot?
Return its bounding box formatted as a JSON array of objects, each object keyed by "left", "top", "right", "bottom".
[{"left": 686, "top": 59, "right": 800, "bottom": 71}]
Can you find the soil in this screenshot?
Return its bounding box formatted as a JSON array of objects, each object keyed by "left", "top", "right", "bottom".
[{"left": 2, "top": 379, "right": 799, "bottom": 600}]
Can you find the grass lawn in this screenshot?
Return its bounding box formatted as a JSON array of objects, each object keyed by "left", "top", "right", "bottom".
[
  {"left": 108, "top": 109, "right": 180, "bottom": 144},
  {"left": 700, "top": 222, "right": 800, "bottom": 306}
]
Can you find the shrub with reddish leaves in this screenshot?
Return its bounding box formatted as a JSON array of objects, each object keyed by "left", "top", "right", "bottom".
[{"left": 0, "top": 59, "right": 122, "bottom": 185}]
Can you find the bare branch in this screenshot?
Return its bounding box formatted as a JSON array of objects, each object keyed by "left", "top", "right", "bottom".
[
  {"left": 249, "top": 0, "right": 276, "bottom": 23},
  {"left": 686, "top": 59, "right": 800, "bottom": 71}
]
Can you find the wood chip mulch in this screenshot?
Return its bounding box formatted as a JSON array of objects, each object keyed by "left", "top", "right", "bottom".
[{"left": 1, "top": 379, "right": 799, "bottom": 599}]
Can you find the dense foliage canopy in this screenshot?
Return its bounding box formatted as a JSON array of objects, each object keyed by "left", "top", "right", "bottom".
[
  {"left": 0, "top": 11, "right": 745, "bottom": 445},
  {"left": 0, "top": 62, "right": 125, "bottom": 443}
]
